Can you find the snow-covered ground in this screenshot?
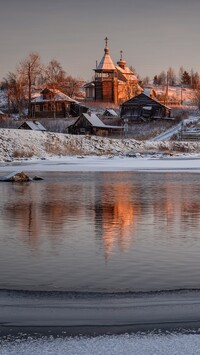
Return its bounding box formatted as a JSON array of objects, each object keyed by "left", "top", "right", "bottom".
[{"left": 1, "top": 332, "right": 200, "bottom": 355}]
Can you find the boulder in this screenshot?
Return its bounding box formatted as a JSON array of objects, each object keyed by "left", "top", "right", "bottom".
[
  {"left": 0, "top": 171, "right": 44, "bottom": 182},
  {"left": 9, "top": 172, "right": 32, "bottom": 182}
]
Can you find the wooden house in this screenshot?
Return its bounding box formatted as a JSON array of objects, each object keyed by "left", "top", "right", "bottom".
[
  {"left": 120, "top": 90, "right": 171, "bottom": 120},
  {"left": 67, "top": 113, "right": 122, "bottom": 136},
  {"left": 31, "top": 88, "right": 88, "bottom": 118},
  {"left": 18, "top": 120, "right": 46, "bottom": 131}
]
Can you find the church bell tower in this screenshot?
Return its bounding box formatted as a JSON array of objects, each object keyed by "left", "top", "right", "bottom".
[{"left": 94, "top": 37, "right": 118, "bottom": 104}]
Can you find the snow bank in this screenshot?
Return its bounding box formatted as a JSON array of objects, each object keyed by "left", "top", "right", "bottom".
[
  {"left": 1, "top": 129, "right": 200, "bottom": 162},
  {"left": 1, "top": 332, "right": 200, "bottom": 355}
]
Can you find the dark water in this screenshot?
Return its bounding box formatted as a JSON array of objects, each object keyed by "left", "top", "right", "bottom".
[{"left": 0, "top": 172, "right": 200, "bottom": 292}]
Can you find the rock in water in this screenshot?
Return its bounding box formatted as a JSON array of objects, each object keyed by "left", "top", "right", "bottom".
[
  {"left": 9, "top": 172, "right": 32, "bottom": 182},
  {"left": 33, "top": 175, "right": 44, "bottom": 181}
]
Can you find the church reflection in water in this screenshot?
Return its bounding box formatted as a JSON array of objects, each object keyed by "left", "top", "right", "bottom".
[
  {"left": 3, "top": 173, "right": 200, "bottom": 257},
  {"left": 94, "top": 177, "right": 141, "bottom": 258}
]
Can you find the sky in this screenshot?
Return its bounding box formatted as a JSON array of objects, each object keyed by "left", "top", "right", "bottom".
[{"left": 0, "top": 0, "right": 200, "bottom": 82}]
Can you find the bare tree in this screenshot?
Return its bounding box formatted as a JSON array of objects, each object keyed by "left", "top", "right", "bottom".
[
  {"left": 2, "top": 72, "right": 26, "bottom": 115},
  {"left": 167, "top": 67, "right": 176, "bottom": 86},
  {"left": 63, "top": 75, "right": 82, "bottom": 98},
  {"left": 142, "top": 76, "right": 150, "bottom": 86},
  {"left": 157, "top": 71, "right": 167, "bottom": 85},
  {"left": 17, "top": 52, "right": 41, "bottom": 117},
  {"left": 44, "top": 59, "right": 66, "bottom": 86}
]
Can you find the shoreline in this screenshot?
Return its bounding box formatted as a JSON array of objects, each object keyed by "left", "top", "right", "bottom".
[
  {"left": 1, "top": 290, "right": 200, "bottom": 336},
  {"left": 1, "top": 155, "right": 200, "bottom": 174}
]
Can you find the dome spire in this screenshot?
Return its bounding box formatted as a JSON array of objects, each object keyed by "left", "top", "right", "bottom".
[
  {"left": 117, "top": 49, "right": 126, "bottom": 69},
  {"left": 104, "top": 36, "right": 109, "bottom": 54}
]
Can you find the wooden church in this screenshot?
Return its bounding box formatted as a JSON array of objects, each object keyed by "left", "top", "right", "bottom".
[{"left": 84, "top": 38, "right": 142, "bottom": 105}]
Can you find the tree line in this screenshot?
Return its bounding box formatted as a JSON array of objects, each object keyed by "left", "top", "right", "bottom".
[
  {"left": 151, "top": 66, "right": 200, "bottom": 88},
  {"left": 0, "top": 52, "right": 82, "bottom": 116}
]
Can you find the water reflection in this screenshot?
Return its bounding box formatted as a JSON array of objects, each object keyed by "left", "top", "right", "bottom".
[
  {"left": 94, "top": 178, "right": 141, "bottom": 258},
  {"left": 1, "top": 172, "right": 200, "bottom": 291},
  {"left": 2, "top": 173, "right": 200, "bottom": 255}
]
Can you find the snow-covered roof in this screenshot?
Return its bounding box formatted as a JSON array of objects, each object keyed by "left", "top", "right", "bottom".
[
  {"left": 83, "top": 82, "right": 95, "bottom": 88},
  {"left": 116, "top": 65, "right": 138, "bottom": 81},
  {"left": 103, "top": 109, "right": 118, "bottom": 117},
  {"left": 31, "top": 88, "right": 78, "bottom": 104},
  {"left": 19, "top": 121, "right": 46, "bottom": 131},
  {"left": 96, "top": 48, "right": 116, "bottom": 72},
  {"left": 78, "top": 113, "right": 122, "bottom": 129}
]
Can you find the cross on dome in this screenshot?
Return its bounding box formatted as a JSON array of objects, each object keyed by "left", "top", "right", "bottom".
[{"left": 105, "top": 37, "right": 108, "bottom": 48}]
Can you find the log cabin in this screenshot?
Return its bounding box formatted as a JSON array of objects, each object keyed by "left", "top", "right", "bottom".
[
  {"left": 31, "top": 88, "right": 88, "bottom": 118},
  {"left": 67, "top": 113, "right": 122, "bottom": 136},
  {"left": 120, "top": 90, "right": 171, "bottom": 121}
]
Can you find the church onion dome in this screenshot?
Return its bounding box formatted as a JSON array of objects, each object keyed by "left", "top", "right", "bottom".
[
  {"left": 95, "top": 37, "right": 116, "bottom": 72},
  {"left": 117, "top": 50, "right": 126, "bottom": 70}
]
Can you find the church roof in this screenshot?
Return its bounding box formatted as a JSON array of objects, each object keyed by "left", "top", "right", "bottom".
[
  {"left": 116, "top": 65, "right": 138, "bottom": 81},
  {"left": 95, "top": 37, "right": 116, "bottom": 72}
]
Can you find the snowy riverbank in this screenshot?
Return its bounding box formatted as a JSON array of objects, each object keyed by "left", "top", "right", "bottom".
[{"left": 1, "top": 128, "right": 200, "bottom": 163}]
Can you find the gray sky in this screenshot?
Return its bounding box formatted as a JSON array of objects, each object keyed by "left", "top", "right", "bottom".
[{"left": 0, "top": 0, "right": 200, "bottom": 81}]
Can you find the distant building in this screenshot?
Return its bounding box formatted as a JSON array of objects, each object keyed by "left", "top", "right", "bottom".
[
  {"left": 102, "top": 109, "right": 118, "bottom": 117},
  {"left": 84, "top": 38, "right": 142, "bottom": 105},
  {"left": 67, "top": 113, "right": 122, "bottom": 136},
  {"left": 31, "top": 88, "right": 88, "bottom": 118},
  {"left": 18, "top": 120, "right": 46, "bottom": 131},
  {"left": 120, "top": 90, "right": 171, "bottom": 120}
]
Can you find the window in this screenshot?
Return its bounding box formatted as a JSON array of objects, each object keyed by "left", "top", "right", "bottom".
[
  {"left": 57, "top": 103, "right": 62, "bottom": 112},
  {"left": 43, "top": 104, "right": 49, "bottom": 111},
  {"left": 35, "top": 105, "right": 40, "bottom": 112}
]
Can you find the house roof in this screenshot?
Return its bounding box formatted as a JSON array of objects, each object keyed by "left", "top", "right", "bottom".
[
  {"left": 73, "top": 113, "right": 122, "bottom": 129},
  {"left": 19, "top": 121, "right": 46, "bottom": 131},
  {"left": 103, "top": 109, "right": 118, "bottom": 117},
  {"left": 31, "top": 88, "right": 78, "bottom": 104},
  {"left": 121, "top": 92, "right": 171, "bottom": 110},
  {"left": 83, "top": 82, "right": 95, "bottom": 88}
]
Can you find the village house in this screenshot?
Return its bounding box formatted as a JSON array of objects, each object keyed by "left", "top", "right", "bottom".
[
  {"left": 84, "top": 38, "right": 142, "bottom": 105},
  {"left": 31, "top": 88, "right": 88, "bottom": 119},
  {"left": 18, "top": 120, "right": 46, "bottom": 131},
  {"left": 120, "top": 89, "right": 171, "bottom": 121},
  {"left": 67, "top": 113, "right": 122, "bottom": 137}
]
